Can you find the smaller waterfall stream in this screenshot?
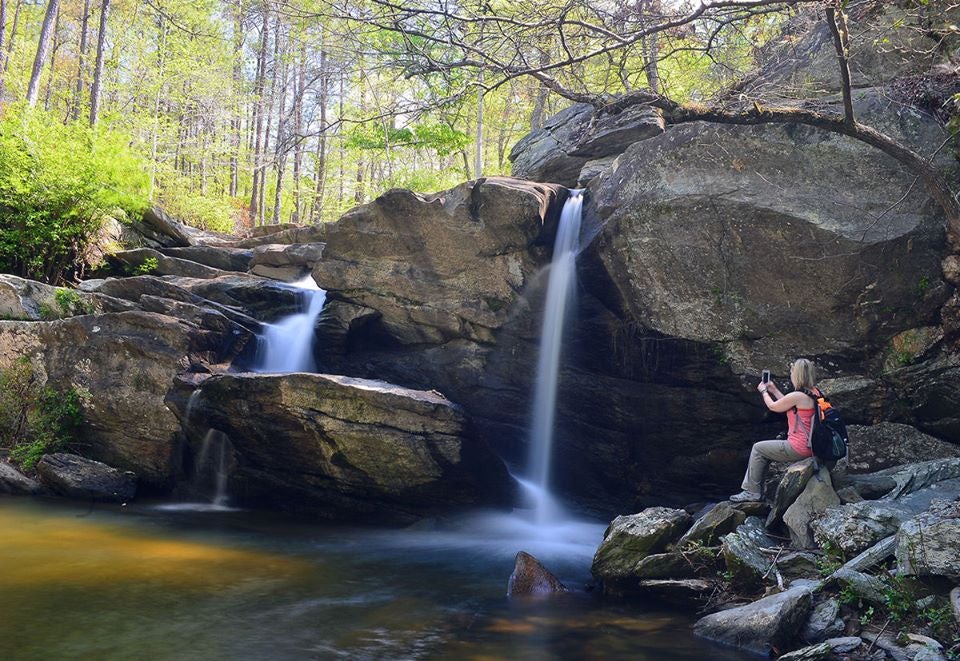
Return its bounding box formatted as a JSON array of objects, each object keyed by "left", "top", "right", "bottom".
[
  {"left": 527, "top": 190, "right": 583, "bottom": 524},
  {"left": 254, "top": 274, "right": 327, "bottom": 373}
]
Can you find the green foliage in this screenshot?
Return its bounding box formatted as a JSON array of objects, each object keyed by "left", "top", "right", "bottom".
[
  {"left": 882, "top": 573, "right": 918, "bottom": 623},
  {"left": 0, "top": 104, "right": 149, "bottom": 284},
  {"left": 133, "top": 257, "right": 160, "bottom": 276},
  {"left": 0, "top": 359, "right": 84, "bottom": 471},
  {"left": 54, "top": 288, "right": 91, "bottom": 316},
  {"left": 859, "top": 605, "right": 875, "bottom": 625}
]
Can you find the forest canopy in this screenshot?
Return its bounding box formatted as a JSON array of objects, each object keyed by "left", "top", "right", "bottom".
[{"left": 0, "top": 0, "right": 957, "bottom": 283}]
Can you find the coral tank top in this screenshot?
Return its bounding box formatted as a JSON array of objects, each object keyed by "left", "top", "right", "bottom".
[{"left": 786, "top": 407, "right": 816, "bottom": 457}]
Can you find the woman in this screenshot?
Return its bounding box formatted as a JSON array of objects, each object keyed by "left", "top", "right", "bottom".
[{"left": 729, "top": 358, "right": 819, "bottom": 503}]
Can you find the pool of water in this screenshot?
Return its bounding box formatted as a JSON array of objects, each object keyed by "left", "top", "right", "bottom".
[{"left": 0, "top": 497, "right": 750, "bottom": 660}]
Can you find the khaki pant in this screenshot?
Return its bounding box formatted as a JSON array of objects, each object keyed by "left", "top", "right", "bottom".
[{"left": 741, "top": 439, "right": 806, "bottom": 494}]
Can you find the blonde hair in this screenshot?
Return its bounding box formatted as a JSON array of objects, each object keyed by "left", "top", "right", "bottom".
[{"left": 790, "top": 359, "right": 817, "bottom": 389}]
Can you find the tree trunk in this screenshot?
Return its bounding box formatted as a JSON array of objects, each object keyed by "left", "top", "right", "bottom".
[
  {"left": 26, "top": 0, "right": 61, "bottom": 108},
  {"left": 271, "top": 33, "right": 290, "bottom": 225},
  {"left": 43, "top": 4, "right": 63, "bottom": 111},
  {"left": 230, "top": 0, "right": 244, "bottom": 198},
  {"left": 474, "top": 88, "right": 484, "bottom": 178},
  {"left": 250, "top": 2, "right": 270, "bottom": 224},
  {"left": 88, "top": 0, "right": 111, "bottom": 126},
  {"left": 312, "top": 47, "right": 328, "bottom": 223},
  {"left": 0, "top": 0, "right": 7, "bottom": 101},
  {"left": 69, "top": 0, "right": 92, "bottom": 121},
  {"left": 290, "top": 50, "right": 305, "bottom": 222}
]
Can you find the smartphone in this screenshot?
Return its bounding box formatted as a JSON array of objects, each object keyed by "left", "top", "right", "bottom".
[{"left": 762, "top": 370, "right": 770, "bottom": 384}]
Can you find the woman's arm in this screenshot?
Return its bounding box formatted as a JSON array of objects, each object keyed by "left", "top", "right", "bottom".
[
  {"left": 767, "top": 381, "right": 786, "bottom": 399},
  {"left": 762, "top": 390, "right": 806, "bottom": 413}
]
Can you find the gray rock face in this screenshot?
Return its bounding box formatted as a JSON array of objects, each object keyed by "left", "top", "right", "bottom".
[
  {"left": 693, "top": 583, "right": 814, "bottom": 655},
  {"left": 167, "top": 372, "right": 511, "bottom": 521},
  {"left": 783, "top": 467, "right": 841, "bottom": 548},
  {"left": 0, "top": 460, "right": 43, "bottom": 495},
  {"left": 249, "top": 243, "right": 326, "bottom": 281},
  {"left": 846, "top": 423, "right": 960, "bottom": 474},
  {"left": 895, "top": 498, "right": 960, "bottom": 580},
  {"left": 36, "top": 453, "right": 136, "bottom": 502},
  {"left": 678, "top": 501, "right": 746, "bottom": 548},
  {"left": 768, "top": 459, "right": 817, "bottom": 528},
  {"left": 801, "top": 598, "right": 843, "bottom": 643},
  {"left": 509, "top": 103, "right": 665, "bottom": 186},
  {"left": 109, "top": 248, "right": 227, "bottom": 280},
  {"left": 159, "top": 246, "right": 253, "bottom": 273},
  {"left": 0, "top": 274, "right": 134, "bottom": 321},
  {"left": 721, "top": 516, "right": 779, "bottom": 588},
  {"left": 591, "top": 507, "right": 691, "bottom": 594},
  {"left": 587, "top": 90, "right": 952, "bottom": 375},
  {"left": 507, "top": 551, "right": 568, "bottom": 597},
  {"left": 0, "top": 311, "right": 239, "bottom": 488}
]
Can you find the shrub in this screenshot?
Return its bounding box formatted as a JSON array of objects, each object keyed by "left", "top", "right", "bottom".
[
  {"left": 0, "top": 104, "right": 149, "bottom": 284},
  {"left": 0, "top": 359, "right": 84, "bottom": 470}
]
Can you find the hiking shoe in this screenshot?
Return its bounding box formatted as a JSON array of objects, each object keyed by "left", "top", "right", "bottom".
[{"left": 729, "top": 490, "right": 761, "bottom": 503}]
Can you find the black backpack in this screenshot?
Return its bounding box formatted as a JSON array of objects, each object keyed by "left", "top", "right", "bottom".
[{"left": 798, "top": 388, "right": 848, "bottom": 462}]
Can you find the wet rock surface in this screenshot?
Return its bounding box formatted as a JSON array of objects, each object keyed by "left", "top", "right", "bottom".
[
  {"left": 36, "top": 453, "right": 136, "bottom": 502},
  {"left": 507, "top": 551, "right": 568, "bottom": 597}
]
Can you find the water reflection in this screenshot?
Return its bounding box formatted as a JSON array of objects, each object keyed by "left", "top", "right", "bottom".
[{"left": 0, "top": 498, "right": 750, "bottom": 660}]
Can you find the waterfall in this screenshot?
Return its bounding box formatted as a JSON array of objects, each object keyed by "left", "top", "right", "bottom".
[
  {"left": 527, "top": 190, "right": 583, "bottom": 524},
  {"left": 254, "top": 274, "right": 327, "bottom": 373}
]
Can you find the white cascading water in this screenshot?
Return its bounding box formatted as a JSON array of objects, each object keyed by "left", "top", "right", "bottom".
[
  {"left": 527, "top": 190, "right": 584, "bottom": 524},
  {"left": 254, "top": 274, "right": 327, "bottom": 373}
]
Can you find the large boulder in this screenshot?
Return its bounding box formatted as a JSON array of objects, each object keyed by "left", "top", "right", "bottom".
[
  {"left": 721, "top": 516, "right": 779, "bottom": 588},
  {"left": 167, "top": 372, "right": 512, "bottom": 521},
  {"left": 693, "top": 583, "right": 814, "bottom": 655},
  {"left": 249, "top": 243, "right": 326, "bottom": 281},
  {"left": 591, "top": 507, "right": 691, "bottom": 594},
  {"left": 108, "top": 248, "right": 228, "bottom": 280},
  {"left": 0, "top": 460, "right": 43, "bottom": 495},
  {"left": 509, "top": 103, "right": 665, "bottom": 186},
  {"left": 312, "top": 177, "right": 566, "bottom": 346},
  {"left": 0, "top": 311, "right": 239, "bottom": 488},
  {"left": 845, "top": 423, "right": 960, "bottom": 474},
  {"left": 159, "top": 246, "right": 254, "bottom": 273},
  {"left": 36, "top": 453, "right": 136, "bottom": 502},
  {"left": 677, "top": 501, "right": 746, "bottom": 548},
  {"left": 586, "top": 88, "right": 953, "bottom": 376},
  {"left": 783, "top": 466, "right": 841, "bottom": 548},
  {"left": 895, "top": 498, "right": 960, "bottom": 580},
  {"left": 0, "top": 274, "right": 134, "bottom": 321}
]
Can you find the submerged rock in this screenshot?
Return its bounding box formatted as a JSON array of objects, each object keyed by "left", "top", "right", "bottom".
[
  {"left": 507, "top": 551, "right": 568, "bottom": 597},
  {"left": 36, "top": 453, "right": 136, "bottom": 502},
  {"left": 693, "top": 583, "right": 814, "bottom": 655}
]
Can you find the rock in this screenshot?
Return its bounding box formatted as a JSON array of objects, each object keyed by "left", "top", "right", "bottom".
[
  {"left": 813, "top": 474, "right": 960, "bottom": 556},
  {"left": 231, "top": 224, "right": 326, "bottom": 248},
  {"left": 509, "top": 103, "right": 665, "bottom": 186},
  {"left": 845, "top": 423, "right": 960, "bottom": 474},
  {"left": 507, "top": 551, "right": 568, "bottom": 597},
  {"left": 944, "top": 255, "right": 960, "bottom": 287},
  {"left": 311, "top": 177, "right": 565, "bottom": 346},
  {"left": 0, "top": 274, "right": 134, "bottom": 320},
  {"left": 159, "top": 246, "right": 253, "bottom": 273},
  {"left": 768, "top": 458, "right": 817, "bottom": 528},
  {"left": 36, "top": 453, "right": 136, "bottom": 502},
  {"left": 591, "top": 507, "right": 691, "bottom": 593},
  {"left": 677, "top": 501, "right": 746, "bottom": 548},
  {"left": 801, "top": 598, "right": 843, "bottom": 643},
  {"left": 826, "top": 636, "right": 865, "bottom": 654},
  {"left": 860, "top": 631, "right": 913, "bottom": 661},
  {"left": 951, "top": 587, "right": 960, "bottom": 624},
  {"left": 631, "top": 552, "right": 699, "bottom": 580},
  {"left": 784, "top": 466, "right": 841, "bottom": 548},
  {"left": 0, "top": 461, "right": 43, "bottom": 495},
  {"left": 776, "top": 642, "right": 832, "bottom": 661},
  {"left": 721, "top": 516, "right": 779, "bottom": 588},
  {"left": 133, "top": 207, "right": 233, "bottom": 248},
  {"left": 160, "top": 274, "right": 305, "bottom": 321},
  {"left": 836, "top": 486, "right": 864, "bottom": 504},
  {"left": 634, "top": 579, "right": 715, "bottom": 607},
  {"left": 249, "top": 243, "right": 326, "bottom": 281},
  {"left": 776, "top": 552, "right": 820, "bottom": 581},
  {"left": 905, "top": 634, "right": 946, "bottom": 661},
  {"left": 693, "top": 583, "right": 814, "bottom": 655},
  {"left": 895, "top": 498, "right": 960, "bottom": 580},
  {"left": 0, "top": 311, "right": 237, "bottom": 488},
  {"left": 586, "top": 87, "right": 952, "bottom": 375},
  {"left": 167, "top": 372, "right": 511, "bottom": 521},
  {"left": 827, "top": 568, "right": 887, "bottom": 604},
  {"left": 108, "top": 248, "right": 228, "bottom": 279},
  {"left": 313, "top": 300, "right": 381, "bottom": 356}
]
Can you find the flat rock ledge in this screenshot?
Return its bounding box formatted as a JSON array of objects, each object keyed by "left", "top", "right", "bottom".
[
  {"left": 36, "top": 453, "right": 137, "bottom": 502},
  {"left": 168, "top": 372, "right": 511, "bottom": 521}
]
